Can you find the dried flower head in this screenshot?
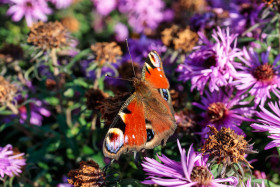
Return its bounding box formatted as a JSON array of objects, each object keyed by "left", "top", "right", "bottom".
[
  {"left": 142, "top": 140, "right": 238, "bottom": 186},
  {"left": 161, "top": 26, "right": 198, "bottom": 52},
  {"left": 262, "top": 0, "right": 276, "bottom": 7},
  {"left": 179, "top": 0, "right": 206, "bottom": 11},
  {"left": 202, "top": 126, "right": 257, "bottom": 177},
  {"left": 170, "top": 89, "right": 188, "bottom": 109},
  {"left": 61, "top": 16, "right": 80, "bottom": 33},
  {"left": 27, "top": 21, "right": 69, "bottom": 50},
  {"left": 85, "top": 88, "right": 108, "bottom": 110},
  {"left": 98, "top": 92, "right": 131, "bottom": 126},
  {"left": 0, "top": 77, "right": 17, "bottom": 104},
  {"left": 117, "top": 61, "right": 141, "bottom": 79},
  {"left": 91, "top": 42, "right": 122, "bottom": 66},
  {"left": 0, "top": 44, "right": 24, "bottom": 63},
  {"left": 45, "top": 79, "right": 57, "bottom": 90},
  {"left": 68, "top": 160, "right": 105, "bottom": 187},
  {"left": 175, "top": 108, "right": 197, "bottom": 133}
]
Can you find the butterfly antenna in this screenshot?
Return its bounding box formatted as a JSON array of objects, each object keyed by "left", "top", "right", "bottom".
[
  {"left": 105, "top": 74, "right": 132, "bottom": 82},
  {"left": 126, "top": 39, "right": 136, "bottom": 78}
]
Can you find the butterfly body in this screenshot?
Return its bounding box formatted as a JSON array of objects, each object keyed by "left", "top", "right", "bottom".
[{"left": 103, "top": 51, "right": 176, "bottom": 160}]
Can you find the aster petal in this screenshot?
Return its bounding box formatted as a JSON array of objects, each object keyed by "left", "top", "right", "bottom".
[{"left": 151, "top": 178, "right": 189, "bottom": 186}]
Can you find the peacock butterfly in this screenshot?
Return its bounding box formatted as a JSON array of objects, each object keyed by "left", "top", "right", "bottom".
[{"left": 103, "top": 50, "right": 177, "bottom": 160}]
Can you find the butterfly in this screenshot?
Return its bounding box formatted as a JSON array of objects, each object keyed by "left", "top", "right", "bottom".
[{"left": 103, "top": 50, "right": 177, "bottom": 160}]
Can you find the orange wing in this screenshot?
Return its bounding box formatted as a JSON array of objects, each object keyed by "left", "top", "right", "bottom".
[
  {"left": 103, "top": 94, "right": 147, "bottom": 160},
  {"left": 142, "top": 50, "right": 169, "bottom": 89}
]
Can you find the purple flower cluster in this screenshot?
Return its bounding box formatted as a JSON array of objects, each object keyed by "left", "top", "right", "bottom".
[
  {"left": 192, "top": 0, "right": 266, "bottom": 39},
  {"left": 92, "top": 0, "right": 172, "bottom": 34},
  {"left": 92, "top": 0, "right": 117, "bottom": 16},
  {"left": 3, "top": 95, "right": 51, "bottom": 126},
  {"left": 5, "top": 0, "right": 73, "bottom": 26},
  {"left": 6, "top": 0, "right": 52, "bottom": 26},
  {"left": 193, "top": 88, "right": 254, "bottom": 137},
  {"left": 0, "top": 144, "right": 26, "bottom": 178},
  {"left": 118, "top": 0, "right": 171, "bottom": 33},
  {"left": 50, "top": 0, "right": 73, "bottom": 9},
  {"left": 177, "top": 27, "right": 242, "bottom": 94},
  {"left": 124, "top": 36, "right": 167, "bottom": 65},
  {"left": 142, "top": 140, "right": 238, "bottom": 186}
]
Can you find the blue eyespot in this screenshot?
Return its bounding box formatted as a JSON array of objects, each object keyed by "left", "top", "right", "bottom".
[{"left": 161, "top": 89, "right": 169, "bottom": 101}]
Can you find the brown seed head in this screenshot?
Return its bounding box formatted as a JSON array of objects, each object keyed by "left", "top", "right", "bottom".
[
  {"left": 117, "top": 61, "right": 141, "bottom": 79},
  {"left": 85, "top": 88, "right": 108, "bottom": 110},
  {"left": 202, "top": 126, "right": 256, "bottom": 168},
  {"left": 161, "top": 26, "right": 198, "bottom": 52},
  {"left": 190, "top": 166, "right": 213, "bottom": 185},
  {"left": 262, "top": 0, "right": 275, "bottom": 7},
  {"left": 207, "top": 102, "right": 228, "bottom": 123},
  {"left": 253, "top": 63, "right": 275, "bottom": 81},
  {"left": 27, "top": 21, "right": 69, "bottom": 50},
  {"left": 0, "top": 77, "right": 17, "bottom": 104},
  {"left": 61, "top": 16, "right": 80, "bottom": 33},
  {"left": 45, "top": 79, "right": 57, "bottom": 90},
  {"left": 98, "top": 92, "right": 131, "bottom": 126},
  {"left": 175, "top": 108, "right": 196, "bottom": 133},
  {"left": 179, "top": 0, "right": 206, "bottom": 11},
  {"left": 68, "top": 160, "right": 105, "bottom": 187},
  {"left": 91, "top": 42, "right": 122, "bottom": 66}
]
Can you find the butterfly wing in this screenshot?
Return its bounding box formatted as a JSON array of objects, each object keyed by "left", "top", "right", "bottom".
[
  {"left": 141, "top": 50, "right": 177, "bottom": 149},
  {"left": 103, "top": 51, "right": 176, "bottom": 160},
  {"left": 142, "top": 50, "right": 170, "bottom": 89},
  {"left": 103, "top": 93, "right": 147, "bottom": 160}
]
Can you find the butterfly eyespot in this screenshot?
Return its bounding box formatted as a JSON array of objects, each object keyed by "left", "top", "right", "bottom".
[
  {"left": 105, "top": 128, "right": 124, "bottom": 154},
  {"left": 146, "top": 129, "right": 155, "bottom": 142},
  {"left": 148, "top": 52, "right": 161, "bottom": 68},
  {"left": 159, "top": 89, "right": 169, "bottom": 101}
]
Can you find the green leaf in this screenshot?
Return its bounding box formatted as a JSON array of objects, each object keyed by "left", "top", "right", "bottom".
[
  {"left": 82, "top": 145, "right": 94, "bottom": 155},
  {"left": 64, "top": 88, "right": 75, "bottom": 97}
]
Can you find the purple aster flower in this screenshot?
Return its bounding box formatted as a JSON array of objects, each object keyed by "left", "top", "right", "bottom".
[
  {"left": 142, "top": 140, "right": 238, "bottom": 186},
  {"left": 225, "top": 1, "right": 266, "bottom": 39},
  {"left": 124, "top": 35, "right": 166, "bottom": 65},
  {"left": 118, "top": 0, "right": 171, "bottom": 33},
  {"left": 0, "top": 0, "right": 9, "bottom": 3},
  {"left": 233, "top": 47, "right": 280, "bottom": 106},
  {"left": 193, "top": 88, "right": 254, "bottom": 137},
  {"left": 177, "top": 27, "right": 242, "bottom": 94},
  {"left": 7, "top": 0, "right": 52, "bottom": 26},
  {"left": 241, "top": 178, "right": 265, "bottom": 187},
  {"left": 80, "top": 58, "right": 119, "bottom": 80},
  {"left": 93, "top": 0, "right": 117, "bottom": 16},
  {"left": 251, "top": 101, "right": 280, "bottom": 150},
  {"left": 114, "top": 22, "right": 129, "bottom": 42},
  {"left": 2, "top": 95, "right": 52, "bottom": 126},
  {"left": 50, "top": 0, "right": 73, "bottom": 9},
  {"left": 190, "top": 11, "right": 217, "bottom": 32},
  {"left": 0, "top": 144, "right": 26, "bottom": 178},
  {"left": 19, "top": 99, "right": 51, "bottom": 126}
]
